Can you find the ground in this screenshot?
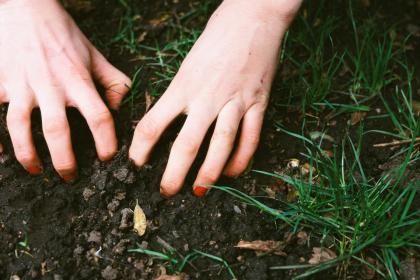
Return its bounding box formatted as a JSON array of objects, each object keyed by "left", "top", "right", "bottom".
[{"left": 0, "top": 0, "right": 419, "bottom": 279}]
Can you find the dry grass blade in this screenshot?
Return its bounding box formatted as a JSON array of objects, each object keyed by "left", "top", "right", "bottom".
[
  {"left": 373, "top": 137, "right": 420, "bottom": 148},
  {"left": 236, "top": 240, "right": 286, "bottom": 256}
]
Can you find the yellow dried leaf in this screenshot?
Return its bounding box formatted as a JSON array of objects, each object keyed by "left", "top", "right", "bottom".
[{"left": 133, "top": 199, "right": 147, "bottom": 236}]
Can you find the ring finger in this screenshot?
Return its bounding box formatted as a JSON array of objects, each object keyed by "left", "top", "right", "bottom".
[{"left": 193, "top": 100, "right": 244, "bottom": 196}]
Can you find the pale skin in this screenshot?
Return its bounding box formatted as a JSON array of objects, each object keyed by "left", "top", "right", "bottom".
[{"left": 0, "top": 0, "right": 302, "bottom": 196}]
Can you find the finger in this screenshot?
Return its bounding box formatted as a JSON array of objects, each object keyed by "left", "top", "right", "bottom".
[
  {"left": 7, "top": 96, "right": 42, "bottom": 175},
  {"left": 38, "top": 95, "right": 77, "bottom": 181},
  {"left": 90, "top": 47, "right": 132, "bottom": 110},
  {"left": 129, "top": 91, "right": 184, "bottom": 166},
  {"left": 193, "top": 101, "right": 244, "bottom": 197},
  {"left": 0, "top": 83, "right": 7, "bottom": 103},
  {"left": 69, "top": 78, "right": 118, "bottom": 161},
  {"left": 223, "top": 104, "right": 265, "bottom": 178},
  {"left": 160, "top": 106, "right": 217, "bottom": 197}
]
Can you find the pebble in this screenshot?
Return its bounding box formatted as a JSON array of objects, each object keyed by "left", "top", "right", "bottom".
[
  {"left": 112, "top": 239, "right": 130, "bottom": 255},
  {"left": 87, "top": 231, "right": 102, "bottom": 244},
  {"left": 113, "top": 166, "right": 135, "bottom": 184},
  {"left": 107, "top": 199, "right": 120, "bottom": 213},
  {"left": 233, "top": 205, "right": 242, "bottom": 214},
  {"left": 119, "top": 208, "right": 133, "bottom": 230},
  {"left": 91, "top": 170, "right": 108, "bottom": 190},
  {"left": 82, "top": 188, "right": 96, "bottom": 201},
  {"left": 101, "top": 265, "right": 118, "bottom": 280}
]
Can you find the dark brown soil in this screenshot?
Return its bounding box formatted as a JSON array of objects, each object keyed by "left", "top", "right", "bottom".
[{"left": 0, "top": 0, "right": 419, "bottom": 279}]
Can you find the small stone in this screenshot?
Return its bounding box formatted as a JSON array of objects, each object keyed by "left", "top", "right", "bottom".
[
  {"left": 91, "top": 170, "right": 108, "bottom": 190},
  {"left": 73, "top": 245, "right": 84, "bottom": 257},
  {"left": 112, "top": 239, "right": 130, "bottom": 255},
  {"left": 101, "top": 265, "right": 118, "bottom": 280},
  {"left": 0, "top": 153, "right": 11, "bottom": 165},
  {"left": 107, "top": 199, "right": 120, "bottom": 213},
  {"left": 113, "top": 166, "right": 129, "bottom": 182},
  {"left": 82, "top": 188, "right": 96, "bottom": 201},
  {"left": 87, "top": 231, "right": 102, "bottom": 244},
  {"left": 233, "top": 205, "right": 242, "bottom": 214},
  {"left": 119, "top": 208, "right": 133, "bottom": 230},
  {"left": 10, "top": 276, "right": 20, "bottom": 280}
]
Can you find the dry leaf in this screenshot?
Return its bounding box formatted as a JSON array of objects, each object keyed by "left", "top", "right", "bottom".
[
  {"left": 322, "top": 150, "right": 334, "bottom": 158},
  {"left": 149, "top": 14, "right": 171, "bottom": 27},
  {"left": 236, "top": 240, "right": 286, "bottom": 256},
  {"left": 133, "top": 199, "right": 147, "bottom": 236},
  {"left": 308, "top": 247, "right": 337, "bottom": 264},
  {"left": 350, "top": 111, "right": 367, "bottom": 125},
  {"left": 300, "top": 163, "right": 316, "bottom": 176},
  {"left": 154, "top": 266, "right": 187, "bottom": 280},
  {"left": 297, "top": 231, "right": 309, "bottom": 245}
]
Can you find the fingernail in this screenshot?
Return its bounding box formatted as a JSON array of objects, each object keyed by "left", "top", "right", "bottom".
[
  {"left": 193, "top": 186, "right": 209, "bottom": 197},
  {"left": 62, "top": 172, "right": 77, "bottom": 182},
  {"left": 27, "top": 165, "right": 42, "bottom": 176},
  {"left": 160, "top": 187, "right": 171, "bottom": 199}
]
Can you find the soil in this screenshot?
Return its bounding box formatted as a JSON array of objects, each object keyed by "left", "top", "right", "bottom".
[{"left": 0, "top": 0, "right": 419, "bottom": 280}]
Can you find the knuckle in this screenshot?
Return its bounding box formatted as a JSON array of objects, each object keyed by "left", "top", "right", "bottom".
[
  {"left": 214, "top": 127, "right": 236, "bottom": 141},
  {"left": 199, "top": 171, "right": 219, "bottom": 183},
  {"left": 43, "top": 116, "right": 68, "bottom": 135},
  {"left": 173, "top": 136, "right": 199, "bottom": 156},
  {"left": 136, "top": 117, "right": 159, "bottom": 141},
  {"left": 160, "top": 180, "right": 179, "bottom": 197},
  {"left": 247, "top": 130, "right": 261, "bottom": 145},
  {"left": 15, "top": 149, "right": 36, "bottom": 165},
  {"left": 90, "top": 109, "right": 113, "bottom": 130}
]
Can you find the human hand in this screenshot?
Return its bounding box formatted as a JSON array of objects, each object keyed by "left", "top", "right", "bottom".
[
  {"left": 0, "top": 0, "right": 131, "bottom": 180},
  {"left": 129, "top": 0, "right": 301, "bottom": 197}
]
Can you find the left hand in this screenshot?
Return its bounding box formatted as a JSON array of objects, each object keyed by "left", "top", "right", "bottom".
[{"left": 129, "top": 0, "right": 301, "bottom": 197}]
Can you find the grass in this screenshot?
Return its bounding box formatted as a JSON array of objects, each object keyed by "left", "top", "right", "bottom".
[
  {"left": 213, "top": 130, "right": 418, "bottom": 278},
  {"left": 128, "top": 245, "right": 237, "bottom": 279},
  {"left": 212, "top": 85, "right": 419, "bottom": 278},
  {"left": 278, "top": 0, "right": 412, "bottom": 113}
]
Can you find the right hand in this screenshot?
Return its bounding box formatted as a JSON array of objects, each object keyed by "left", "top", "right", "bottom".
[{"left": 0, "top": 0, "right": 131, "bottom": 180}]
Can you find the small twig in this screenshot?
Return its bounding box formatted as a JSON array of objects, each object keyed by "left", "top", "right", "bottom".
[{"left": 373, "top": 137, "right": 420, "bottom": 148}]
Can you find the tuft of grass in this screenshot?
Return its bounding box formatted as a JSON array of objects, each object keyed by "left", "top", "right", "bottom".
[
  {"left": 213, "top": 109, "right": 419, "bottom": 278},
  {"left": 128, "top": 245, "right": 237, "bottom": 279},
  {"left": 346, "top": 2, "right": 402, "bottom": 101},
  {"left": 365, "top": 66, "right": 419, "bottom": 157},
  {"left": 279, "top": 0, "right": 411, "bottom": 112},
  {"left": 282, "top": 12, "right": 345, "bottom": 111}
]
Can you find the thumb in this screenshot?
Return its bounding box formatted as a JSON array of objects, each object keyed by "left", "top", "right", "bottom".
[{"left": 90, "top": 48, "right": 132, "bottom": 110}]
